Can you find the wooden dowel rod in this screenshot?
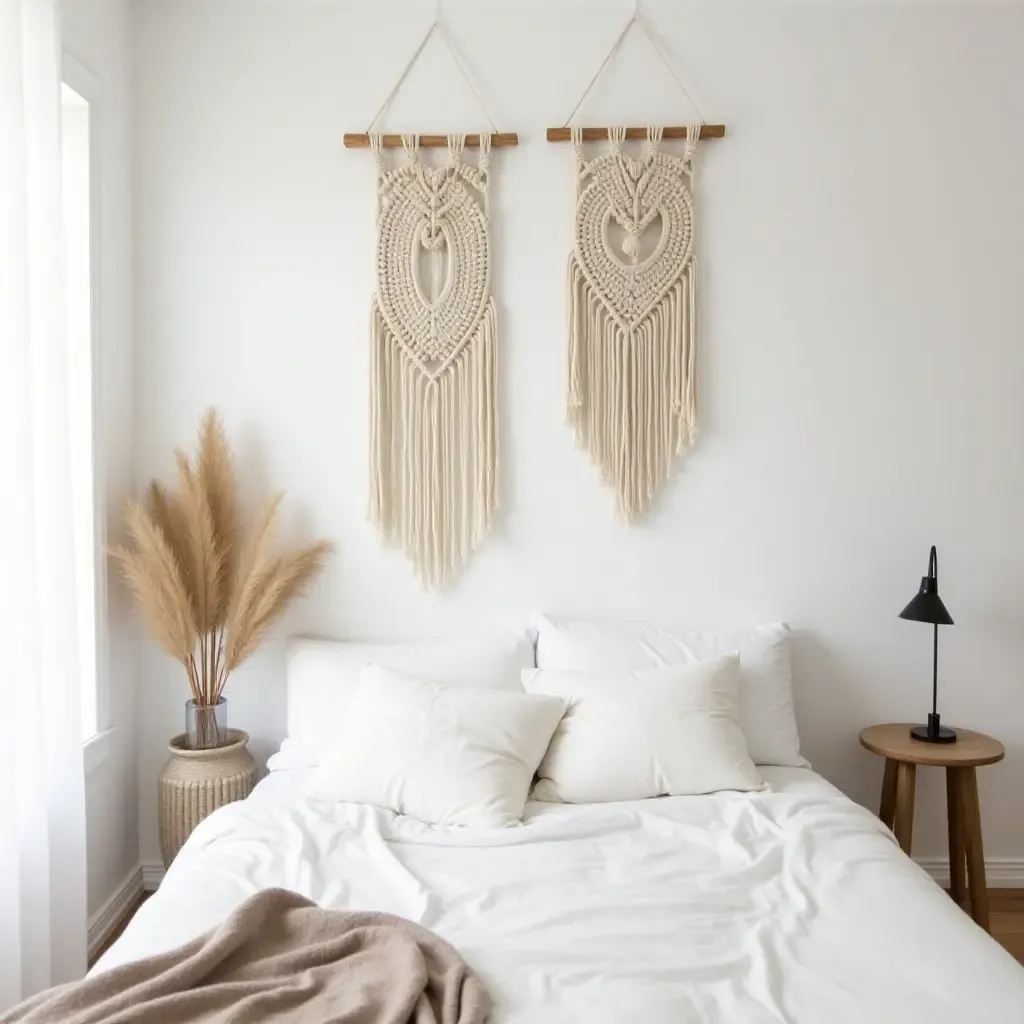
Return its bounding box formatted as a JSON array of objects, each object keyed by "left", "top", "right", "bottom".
[
  {"left": 546, "top": 125, "right": 726, "bottom": 142},
  {"left": 344, "top": 132, "right": 519, "bottom": 149}
]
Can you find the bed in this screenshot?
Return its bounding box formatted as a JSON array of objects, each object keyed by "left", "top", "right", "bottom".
[{"left": 94, "top": 764, "right": 1024, "bottom": 1022}]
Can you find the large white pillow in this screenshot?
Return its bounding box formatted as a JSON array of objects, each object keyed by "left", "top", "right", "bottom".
[
  {"left": 522, "top": 657, "right": 764, "bottom": 803},
  {"left": 269, "top": 631, "right": 536, "bottom": 770},
  {"left": 533, "top": 614, "right": 805, "bottom": 767},
  {"left": 305, "top": 665, "right": 566, "bottom": 827}
]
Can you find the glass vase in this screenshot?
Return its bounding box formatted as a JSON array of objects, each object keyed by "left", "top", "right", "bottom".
[{"left": 185, "top": 698, "right": 227, "bottom": 750}]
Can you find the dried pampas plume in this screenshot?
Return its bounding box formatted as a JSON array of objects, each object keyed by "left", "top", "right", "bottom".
[{"left": 111, "top": 410, "right": 334, "bottom": 707}]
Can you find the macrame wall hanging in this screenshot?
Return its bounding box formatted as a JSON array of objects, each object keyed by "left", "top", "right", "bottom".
[
  {"left": 344, "top": 21, "right": 517, "bottom": 588},
  {"left": 548, "top": 9, "right": 725, "bottom": 522}
]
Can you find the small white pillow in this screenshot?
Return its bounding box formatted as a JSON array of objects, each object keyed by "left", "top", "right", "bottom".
[
  {"left": 521, "top": 656, "right": 764, "bottom": 803},
  {"left": 533, "top": 614, "right": 805, "bottom": 768},
  {"left": 271, "top": 631, "right": 535, "bottom": 770},
  {"left": 306, "top": 665, "right": 566, "bottom": 827}
]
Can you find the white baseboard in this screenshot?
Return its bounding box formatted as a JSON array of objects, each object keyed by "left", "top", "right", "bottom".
[
  {"left": 141, "top": 860, "right": 165, "bottom": 891},
  {"left": 915, "top": 856, "right": 1024, "bottom": 888},
  {"left": 88, "top": 866, "right": 144, "bottom": 959}
]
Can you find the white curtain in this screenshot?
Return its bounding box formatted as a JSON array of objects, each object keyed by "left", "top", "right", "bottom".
[{"left": 0, "top": 0, "right": 88, "bottom": 1010}]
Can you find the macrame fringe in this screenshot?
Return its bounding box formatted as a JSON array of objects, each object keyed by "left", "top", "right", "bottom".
[
  {"left": 567, "top": 256, "right": 698, "bottom": 521},
  {"left": 369, "top": 300, "right": 499, "bottom": 588}
]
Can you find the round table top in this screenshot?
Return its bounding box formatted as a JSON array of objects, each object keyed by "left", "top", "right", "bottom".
[{"left": 859, "top": 723, "right": 1004, "bottom": 767}]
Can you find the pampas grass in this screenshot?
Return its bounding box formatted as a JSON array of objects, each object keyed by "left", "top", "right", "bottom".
[{"left": 111, "top": 410, "right": 333, "bottom": 709}]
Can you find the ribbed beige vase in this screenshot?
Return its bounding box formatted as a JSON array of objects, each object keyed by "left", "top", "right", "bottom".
[{"left": 157, "top": 729, "right": 258, "bottom": 868}]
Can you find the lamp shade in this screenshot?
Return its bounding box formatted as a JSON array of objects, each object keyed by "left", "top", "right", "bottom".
[
  {"left": 899, "top": 545, "right": 954, "bottom": 625},
  {"left": 899, "top": 586, "right": 953, "bottom": 625}
]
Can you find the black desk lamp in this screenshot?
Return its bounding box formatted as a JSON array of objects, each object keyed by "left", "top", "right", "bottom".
[{"left": 899, "top": 545, "right": 955, "bottom": 743}]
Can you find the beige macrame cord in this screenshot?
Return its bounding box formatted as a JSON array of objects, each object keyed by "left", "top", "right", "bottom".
[
  {"left": 362, "top": 11, "right": 502, "bottom": 587},
  {"left": 566, "top": 124, "right": 699, "bottom": 520},
  {"left": 368, "top": 133, "right": 498, "bottom": 587}
]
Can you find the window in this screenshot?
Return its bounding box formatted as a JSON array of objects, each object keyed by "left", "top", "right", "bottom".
[{"left": 60, "top": 67, "right": 103, "bottom": 746}]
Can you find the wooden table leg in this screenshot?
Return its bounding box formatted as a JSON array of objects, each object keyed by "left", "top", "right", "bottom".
[
  {"left": 960, "top": 766, "right": 990, "bottom": 931},
  {"left": 892, "top": 761, "right": 916, "bottom": 854},
  {"left": 946, "top": 767, "right": 966, "bottom": 907},
  {"left": 879, "top": 758, "right": 898, "bottom": 829}
]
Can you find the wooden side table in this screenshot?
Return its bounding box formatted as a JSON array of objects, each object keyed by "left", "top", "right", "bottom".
[{"left": 859, "top": 723, "right": 1004, "bottom": 931}]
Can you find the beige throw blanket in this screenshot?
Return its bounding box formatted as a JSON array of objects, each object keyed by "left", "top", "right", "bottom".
[{"left": 3, "top": 889, "right": 489, "bottom": 1024}]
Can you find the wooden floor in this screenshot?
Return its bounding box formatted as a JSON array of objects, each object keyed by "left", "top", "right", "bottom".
[
  {"left": 991, "top": 890, "right": 1024, "bottom": 965},
  {"left": 92, "top": 890, "right": 1024, "bottom": 969},
  {"left": 89, "top": 892, "right": 151, "bottom": 968}
]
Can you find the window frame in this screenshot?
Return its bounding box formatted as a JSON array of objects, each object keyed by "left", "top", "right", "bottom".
[{"left": 62, "top": 52, "right": 112, "bottom": 770}]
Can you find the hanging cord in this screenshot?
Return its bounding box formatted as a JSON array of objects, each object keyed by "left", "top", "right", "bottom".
[
  {"left": 366, "top": 19, "right": 500, "bottom": 135},
  {"left": 435, "top": 22, "right": 499, "bottom": 133},
  {"left": 561, "top": 5, "right": 707, "bottom": 127}
]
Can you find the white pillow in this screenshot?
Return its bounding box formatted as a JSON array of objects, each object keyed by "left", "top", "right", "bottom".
[
  {"left": 522, "top": 657, "right": 764, "bottom": 803},
  {"left": 269, "top": 631, "right": 536, "bottom": 770},
  {"left": 305, "top": 665, "right": 566, "bottom": 827},
  {"left": 533, "top": 614, "right": 805, "bottom": 767}
]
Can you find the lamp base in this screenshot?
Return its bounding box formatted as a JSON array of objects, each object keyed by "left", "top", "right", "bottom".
[{"left": 910, "top": 713, "right": 957, "bottom": 744}]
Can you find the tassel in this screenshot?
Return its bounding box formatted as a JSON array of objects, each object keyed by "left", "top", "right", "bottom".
[
  {"left": 566, "top": 257, "right": 697, "bottom": 521},
  {"left": 370, "top": 299, "right": 498, "bottom": 589}
]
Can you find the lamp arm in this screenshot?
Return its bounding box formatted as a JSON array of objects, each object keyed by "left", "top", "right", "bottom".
[
  {"left": 928, "top": 545, "right": 938, "bottom": 584},
  {"left": 932, "top": 621, "right": 939, "bottom": 716}
]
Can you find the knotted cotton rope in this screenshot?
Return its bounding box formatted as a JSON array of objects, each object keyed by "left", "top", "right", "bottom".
[
  {"left": 558, "top": 2, "right": 707, "bottom": 520},
  {"left": 368, "top": 134, "right": 498, "bottom": 588},
  {"left": 566, "top": 125, "right": 699, "bottom": 520},
  {"left": 361, "top": 9, "right": 504, "bottom": 587}
]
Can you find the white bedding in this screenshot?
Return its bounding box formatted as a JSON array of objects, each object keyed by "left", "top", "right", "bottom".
[{"left": 96, "top": 768, "right": 1024, "bottom": 1022}]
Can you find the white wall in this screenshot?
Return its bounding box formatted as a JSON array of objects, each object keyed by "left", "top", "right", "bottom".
[
  {"left": 61, "top": 0, "right": 138, "bottom": 918},
  {"left": 132, "top": 0, "right": 1024, "bottom": 870}
]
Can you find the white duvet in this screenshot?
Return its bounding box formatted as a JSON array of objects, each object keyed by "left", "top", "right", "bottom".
[{"left": 96, "top": 768, "right": 1024, "bottom": 1022}]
